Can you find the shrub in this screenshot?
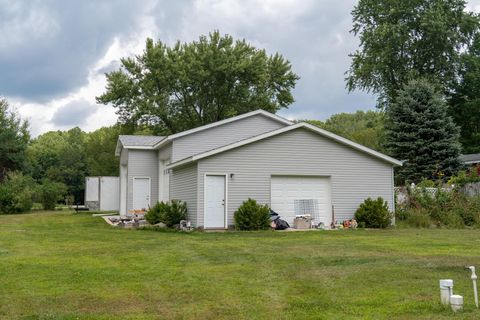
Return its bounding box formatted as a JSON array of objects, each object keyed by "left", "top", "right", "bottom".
[
  {"left": 449, "top": 169, "right": 480, "bottom": 186},
  {"left": 145, "top": 202, "right": 167, "bottom": 225},
  {"left": 398, "top": 183, "right": 480, "bottom": 228},
  {"left": 0, "top": 172, "right": 35, "bottom": 214},
  {"left": 164, "top": 200, "right": 188, "bottom": 227},
  {"left": 395, "top": 208, "right": 410, "bottom": 221},
  {"left": 234, "top": 198, "right": 270, "bottom": 230},
  {"left": 37, "top": 180, "right": 67, "bottom": 210},
  {"left": 417, "top": 179, "right": 436, "bottom": 188},
  {"left": 405, "top": 208, "right": 431, "bottom": 228},
  {"left": 145, "top": 200, "right": 187, "bottom": 227},
  {"left": 354, "top": 197, "right": 391, "bottom": 228}
]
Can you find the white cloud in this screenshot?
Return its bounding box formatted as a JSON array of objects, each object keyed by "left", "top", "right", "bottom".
[{"left": 5, "top": 0, "right": 480, "bottom": 136}]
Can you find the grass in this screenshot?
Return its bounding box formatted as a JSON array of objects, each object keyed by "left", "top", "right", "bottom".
[{"left": 0, "top": 212, "right": 480, "bottom": 319}]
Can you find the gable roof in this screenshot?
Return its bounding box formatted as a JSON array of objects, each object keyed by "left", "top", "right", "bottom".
[
  {"left": 461, "top": 153, "right": 480, "bottom": 164},
  {"left": 115, "top": 135, "right": 166, "bottom": 155},
  {"left": 152, "top": 109, "right": 293, "bottom": 149},
  {"left": 167, "top": 122, "right": 403, "bottom": 169}
]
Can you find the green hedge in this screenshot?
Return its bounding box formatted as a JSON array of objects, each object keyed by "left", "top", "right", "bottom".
[
  {"left": 354, "top": 197, "right": 391, "bottom": 228},
  {"left": 145, "top": 200, "right": 187, "bottom": 227},
  {"left": 234, "top": 198, "right": 270, "bottom": 230}
]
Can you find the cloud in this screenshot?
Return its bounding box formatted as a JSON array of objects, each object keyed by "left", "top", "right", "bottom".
[
  {"left": 0, "top": 0, "right": 155, "bottom": 101},
  {"left": 3, "top": 0, "right": 480, "bottom": 136},
  {"left": 152, "top": 0, "right": 377, "bottom": 119},
  {"left": 51, "top": 99, "right": 98, "bottom": 126}
]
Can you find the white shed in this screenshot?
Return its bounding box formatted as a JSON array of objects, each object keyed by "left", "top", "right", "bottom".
[{"left": 85, "top": 176, "right": 119, "bottom": 211}]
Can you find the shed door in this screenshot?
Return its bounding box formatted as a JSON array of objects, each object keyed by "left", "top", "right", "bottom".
[
  {"left": 205, "top": 175, "right": 226, "bottom": 229},
  {"left": 270, "top": 176, "right": 332, "bottom": 226},
  {"left": 133, "top": 177, "right": 151, "bottom": 210}
]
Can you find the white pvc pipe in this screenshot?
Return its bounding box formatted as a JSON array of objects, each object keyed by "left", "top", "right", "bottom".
[
  {"left": 468, "top": 266, "right": 478, "bottom": 308},
  {"left": 439, "top": 279, "right": 454, "bottom": 305},
  {"left": 450, "top": 295, "right": 464, "bottom": 312}
]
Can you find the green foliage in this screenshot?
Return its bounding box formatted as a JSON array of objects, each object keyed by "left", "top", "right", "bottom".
[
  {"left": 347, "top": 0, "right": 479, "bottom": 105},
  {"left": 234, "top": 198, "right": 270, "bottom": 230},
  {"left": 449, "top": 169, "right": 480, "bottom": 186},
  {"left": 449, "top": 35, "right": 480, "bottom": 153},
  {"left": 27, "top": 128, "right": 88, "bottom": 203},
  {"left": 145, "top": 200, "right": 188, "bottom": 227},
  {"left": 0, "top": 172, "right": 35, "bottom": 214},
  {"left": 405, "top": 208, "right": 432, "bottom": 228},
  {"left": 145, "top": 202, "right": 168, "bottom": 225},
  {"left": 400, "top": 186, "right": 480, "bottom": 227},
  {"left": 97, "top": 31, "right": 299, "bottom": 134},
  {"left": 306, "top": 110, "right": 386, "bottom": 152},
  {"left": 416, "top": 179, "right": 436, "bottom": 188},
  {"left": 37, "top": 180, "right": 67, "bottom": 210},
  {"left": 386, "top": 79, "right": 462, "bottom": 184},
  {"left": 83, "top": 126, "right": 121, "bottom": 176},
  {"left": 0, "top": 98, "right": 30, "bottom": 181},
  {"left": 354, "top": 197, "right": 391, "bottom": 228}
]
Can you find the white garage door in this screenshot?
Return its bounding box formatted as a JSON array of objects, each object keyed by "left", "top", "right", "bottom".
[{"left": 271, "top": 176, "right": 332, "bottom": 226}]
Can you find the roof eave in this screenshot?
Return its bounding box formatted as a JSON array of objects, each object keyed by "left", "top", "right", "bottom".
[{"left": 115, "top": 140, "right": 123, "bottom": 157}]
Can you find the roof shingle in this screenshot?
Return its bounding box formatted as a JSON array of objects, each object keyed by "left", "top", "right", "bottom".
[{"left": 118, "top": 135, "right": 165, "bottom": 147}]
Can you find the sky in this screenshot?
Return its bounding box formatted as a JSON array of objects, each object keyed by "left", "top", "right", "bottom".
[{"left": 1, "top": 0, "right": 480, "bottom": 136}]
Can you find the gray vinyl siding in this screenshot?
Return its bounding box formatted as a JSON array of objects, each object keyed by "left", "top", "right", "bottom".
[
  {"left": 197, "top": 128, "right": 394, "bottom": 227},
  {"left": 170, "top": 163, "right": 198, "bottom": 224},
  {"left": 127, "top": 150, "right": 159, "bottom": 211},
  {"left": 158, "top": 143, "right": 172, "bottom": 160},
  {"left": 171, "top": 114, "right": 287, "bottom": 162}
]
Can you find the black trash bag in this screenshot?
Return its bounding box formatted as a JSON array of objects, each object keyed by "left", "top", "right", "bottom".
[
  {"left": 269, "top": 209, "right": 280, "bottom": 221},
  {"left": 274, "top": 218, "right": 290, "bottom": 230}
]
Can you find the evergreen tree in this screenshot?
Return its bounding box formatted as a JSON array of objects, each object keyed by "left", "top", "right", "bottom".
[
  {"left": 0, "top": 98, "right": 30, "bottom": 181},
  {"left": 386, "top": 79, "right": 462, "bottom": 183}
]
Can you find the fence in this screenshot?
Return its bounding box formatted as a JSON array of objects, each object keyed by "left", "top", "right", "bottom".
[
  {"left": 395, "top": 182, "right": 480, "bottom": 205},
  {"left": 458, "top": 182, "right": 480, "bottom": 197}
]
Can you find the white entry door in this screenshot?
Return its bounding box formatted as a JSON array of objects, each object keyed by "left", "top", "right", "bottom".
[
  {"left": 205, "top": 175, "right": 226, "bottom": 228},
  {"left": 133, "top": 177, "right": 151, "bottom": 210},
  {"left": 271, "top": 176, "right": 332, "bottom": 226}
]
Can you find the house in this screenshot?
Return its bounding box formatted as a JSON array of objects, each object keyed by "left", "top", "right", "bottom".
[
  {"left": 460, "top": 153, "right": 480, "bottom": 166},
  {"left": 115, "top": 109, "right": 402, "bottom": 229},
  {"left": 460, "top": 153, "right": 480, "bottom": 174}
]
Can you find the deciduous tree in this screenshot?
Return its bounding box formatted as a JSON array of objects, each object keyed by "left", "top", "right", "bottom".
[
  {"left": 346, "top": 0, "right": 479, "bottom": 105},
  {"left": 97, "top": 31, "right": 299, "bottom": 134},
  {"left": 449, "top": 35, "right": 480, "bottom": 153},
  {"left": 307, "top": 110, "right": 386, "bottom": 152}
]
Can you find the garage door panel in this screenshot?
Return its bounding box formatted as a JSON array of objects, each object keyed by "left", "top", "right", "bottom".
[{"left": 271, "top": 176, "right": 332, "bottom": 226}]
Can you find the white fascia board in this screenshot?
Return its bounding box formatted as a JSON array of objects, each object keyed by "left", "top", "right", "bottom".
[
  {"left": 115, "top": 140, "right": 123, "bottom": 156},
  {"left": 122, "top": 145, "right": 156, "bottom": 150},
  {"left": 153, "top": 136, "right": 172, "bottom": 149},
  {"left": 167, "top": 122, "right": 403, "bottom": 169},
  {"left": 464, "top": 160, "right": 480, "bottom": 164}
]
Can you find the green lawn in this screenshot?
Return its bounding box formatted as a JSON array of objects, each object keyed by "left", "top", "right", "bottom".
[{"left": 1, "top": 212, "right": 480, "bottom": 319}]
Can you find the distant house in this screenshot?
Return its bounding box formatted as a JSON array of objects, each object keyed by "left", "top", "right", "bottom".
[
  {"left": 460, "top": 153, "right": 480, "bottom": 167},
  {"left": 460, "top": 153, "right": 480, "bottom": 174},
  {"left": 115, "top": 110, "right": 402, "bottom": 229}
]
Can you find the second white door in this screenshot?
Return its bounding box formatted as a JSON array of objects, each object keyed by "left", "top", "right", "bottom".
[
  {"left": 133, "top": 177, "right": 151, "bottom": 210},
  {"left": 205, "top": 175, "right": 226, "bottom": 228}
]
